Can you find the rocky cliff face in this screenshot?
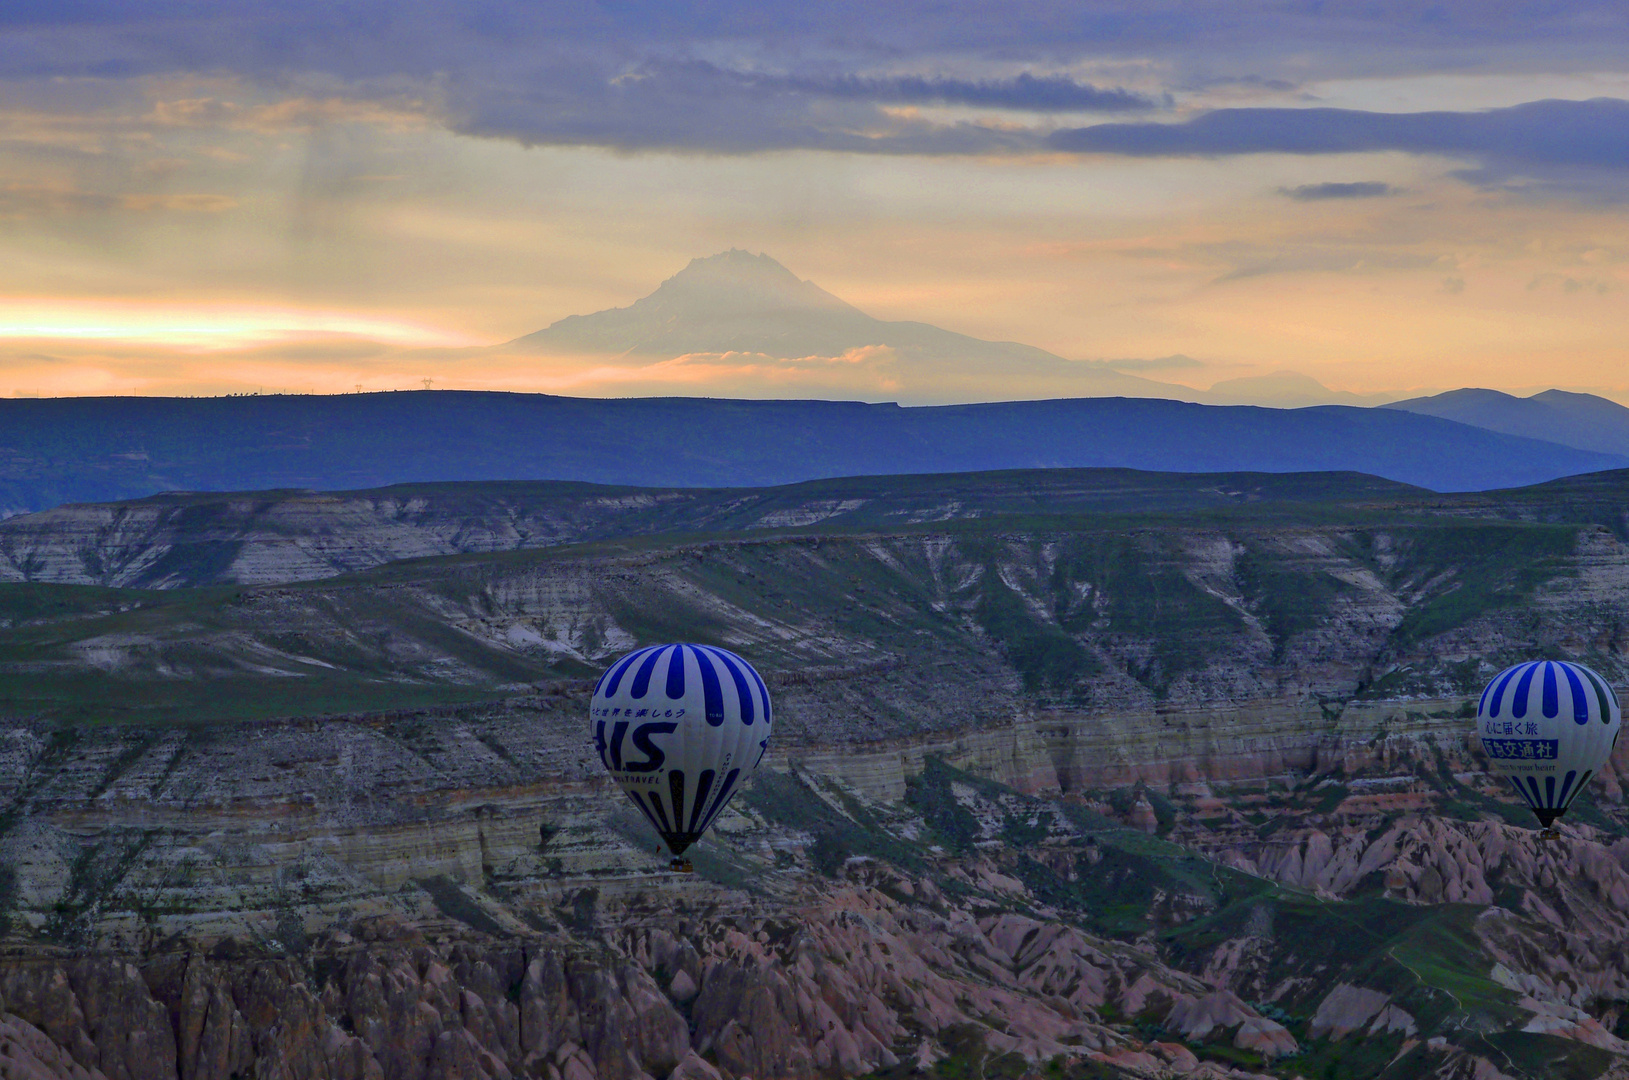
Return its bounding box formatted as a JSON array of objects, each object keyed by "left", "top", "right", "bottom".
[
  {"left": 3, "top": 512, "right": 1621, "bottom": 734},
  {"left": 0, "top": 466, "right": 1608, "bottom": 591},
  {"left": 2, "top": 692, "right": 1628, "bottom": 1079},
  {"left": 0, "top": 484, "right": 711, "bottom": 589}
]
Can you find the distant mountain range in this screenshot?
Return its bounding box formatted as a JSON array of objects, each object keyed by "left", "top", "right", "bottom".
[
  {"left": 0, "top": 252, "right": 1625, "bottom": 514},
  {"left": 0, "top": 392, "right": 1623, "bottom": 517},
  {"left": 1386, "top": 388, "right": 1629, "bottom": 457}
]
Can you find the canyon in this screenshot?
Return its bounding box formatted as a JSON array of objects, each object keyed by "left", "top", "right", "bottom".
[{"left": 3, "top": 467, "right": 1629, "bottom": 1078}]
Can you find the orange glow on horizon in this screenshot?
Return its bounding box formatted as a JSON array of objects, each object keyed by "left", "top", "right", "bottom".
[{"left": 0, "top": 300, "right": 483, "bottom": 351}]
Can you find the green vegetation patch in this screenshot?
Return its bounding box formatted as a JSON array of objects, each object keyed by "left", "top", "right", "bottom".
[
  {"left": 973, "top": 575, "right": 1096, "bottom": 695},
  {"left": 45, "top": 830, "right": 156, "bottom": 945},
  {"left": 1235, "top": 545, "right": 1352, "bottom": 660},
  {"left": 1051, "top": 534, "right": 1244, "bottom": 695},
  {"left": 1381, "top": 524, "right": 1579, "bottom": 646},
  {"left": 1477, "top": 1032, "right": 1617, "bottom": 1080},
  {"left": 1285, "top": 1031, "right": 1409, "bottom": 1080},
  {"left": 0, "top": 579, "right": 541, "bottom": 726},
  {"left": 0, "top": 864, "right": 15, "bottom": 937},
  {"left": 0, "top": 582, "right": 187, "bottom": 624},
  {"left": 746, "top": 770, "right": 923, "bottom": 876},
  {"left": 1174, "top": 896, "right": 1524, "bottom": 1046},
  {"left": 904, "top": 758, "right": 984, "bottom": 855},
  {"left": 1381, "top": 905, "right": 1526, "bottom": 1034},
  {"left": 863, "top": 1023, "right": 1125, "bottom": 1080}
]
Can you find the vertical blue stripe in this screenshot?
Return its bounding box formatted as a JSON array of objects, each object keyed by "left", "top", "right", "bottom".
[
  {"left": 1490, "top": 664, "right": 1523, "bottom": 717},
  {"left": 1561, "top": 664, "right": 1590, "bottom": 725},
  {"left": 630, "top": 646, "right": 670, "bottom": 699},
  {"left": 1512, "top": 663, "right": 1540, "bottom": 719},
  {"left": 645, "top": 789, "right": 673, "bottom": 833},
  {"left": 1511, "top": 776, "right": 1538, "bottom": 808},
  {"left": 699, "top": 767, "right": 742, "bottom": 833},
  {"left": 1478, "top": 677, "right": 1496, "bottom": 716},
  {"left": 691, "top": 646, "right": 725, "bottom": 724},
  {"left": 625, "top": 791, "right": 662, "bottom": 833},
  {"left": 707, "top": 647, "right": 755, "bottom": 726},
  {"left": 1581, "top": 667, "right": 1616, "bottom": 724},
  {"left": 688, "top": 769, "right": 716, "bottom": 832},
  {"left": 1526, "top": 776, "right": 1545, "bottom": 809},
  {"left": 1545, "top": 776, "right": 1557, "bottom": 809},
  {"left": 665, "top": 645, "right": 687, "bottom": 699},
  {"left": 668, "top": 772, "right": 687, "bottom": 833},
  {"left": 1556, "top": 769, "right": 1579, "bottom": 808},
  {"left": 603, "top": 646, "right": 656, "bottom": 697},
  {"left": 1542, "top": 662, "right": 1559, "bottom": 719}
]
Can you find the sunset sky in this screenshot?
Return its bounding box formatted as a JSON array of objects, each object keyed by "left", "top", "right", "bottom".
[{"left": 3, "top": 2, "right": 1629, "bottom": 403}]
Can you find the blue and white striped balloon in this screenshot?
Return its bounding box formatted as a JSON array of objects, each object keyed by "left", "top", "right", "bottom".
[
  {"left": 1476, "top": 660, "right": 1621, "bottom": 830},
  {"left": 590, "top": 643, "right": 773, "bottom": 861}
]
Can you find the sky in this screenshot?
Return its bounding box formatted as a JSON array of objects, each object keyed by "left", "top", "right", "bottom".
[{"left": 3, "top": 2, "right": 1629, "bottom": 403}]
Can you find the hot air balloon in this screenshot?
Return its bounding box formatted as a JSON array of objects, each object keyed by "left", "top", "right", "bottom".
[
  {"left": 590, "top": 643, "right": 773, "bottom": 871},
  {"left": 1476, "top": 660, "right": 1621, "bottom": 838}
]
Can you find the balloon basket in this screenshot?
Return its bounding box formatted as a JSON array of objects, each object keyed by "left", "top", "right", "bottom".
[
  {"left": 1537, "top": 827, "right": 1562, "bottom": 843},
  {"left": 668, "top": 858, "right": 694, "bottom": 873}
]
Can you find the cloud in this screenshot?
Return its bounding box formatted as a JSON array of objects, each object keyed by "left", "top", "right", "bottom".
[
  {"left": 7, "top": 2, "right": 1629, "bottom": 161},
  {"left": 0, "top": 182, "right": 114, "bottom": 216},
  {"left": 7, "top": 2, "right": 1629, "bottom": 81},
  {"left": 146, "top": 94, "right": 426, "bottom": 132},
  {"left": 1050, "top": 98, "right": 1629, "bottom": 194},
  {"left": 0, "top": 181, "right": 237, "bottom": 217},
  {"left": 1527, "top": 272, "right": 1613, "bottom": 294},
  {"left": 468, "top": 344, "right": 912, "bottom": 397},
  {"left": 761, "top": 71, "right": 1155, "bottom": 112},
  {"left": 119, "top": 192, "right": 238, "bottom": 212},
  {"left": 1212, "top": 246, "right": 1441, "bottom": 282},
  {"left": 4, "top": 3, "right": 1629, "bottom": 181},
  {"left": 445, "top": 57, "right": 1055, "bottom": 156},
  {"left": 1280, "top": 181, "right": 1397, "bottom": 200}
]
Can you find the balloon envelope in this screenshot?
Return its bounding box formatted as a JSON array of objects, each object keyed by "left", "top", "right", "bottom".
[
  {"left": 1476, "top": 660, "right": 1621, "bottom": 829},
  {"left": 590, "top": 643, "right": 773, "bottom": 857}
]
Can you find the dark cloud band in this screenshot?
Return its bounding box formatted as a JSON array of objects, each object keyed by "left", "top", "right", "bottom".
[
  {"left": 773, "top": 71, "right": 1155, "bottom": 112},
  {"left": 1049, "top": 98, "right": 1629, "bottom": 196},
  {"left": 4, "top": 4, "right": 1629, "bottom": 177},
  {"left": 1280, "top": 181, "right": 1397, "bottom": 200},
  {"left": 1050, "top": 99, "right": 1629, "bottom": 169}
]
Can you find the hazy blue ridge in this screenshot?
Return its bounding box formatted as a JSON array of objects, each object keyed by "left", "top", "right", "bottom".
[
  {"left": 0, "top": 392, "right": 1622, "bottom": 514},
  {"left": 1385, "top": 387, "right": 1629, "bottom": 457}
]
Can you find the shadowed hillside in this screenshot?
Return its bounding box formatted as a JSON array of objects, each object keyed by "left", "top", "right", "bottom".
[{"left": 1389, "top": 388, "right": 1629, "bottom": 457}]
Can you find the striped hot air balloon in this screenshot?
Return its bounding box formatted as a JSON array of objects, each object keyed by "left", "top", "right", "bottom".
[
  {"left": 1476, "top": 660, "right": 1621, "bottom": 835},
  {"left": 590, "top": 643, "right": 773, "bottom": 870}
]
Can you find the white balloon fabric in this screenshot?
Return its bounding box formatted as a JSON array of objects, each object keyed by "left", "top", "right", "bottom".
[
  {"left": 1476, "top": 660, "right": 1621, "bottom": 829},
  {"left": 590, "top": 643, "right": 773, "bottom": 859}
]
